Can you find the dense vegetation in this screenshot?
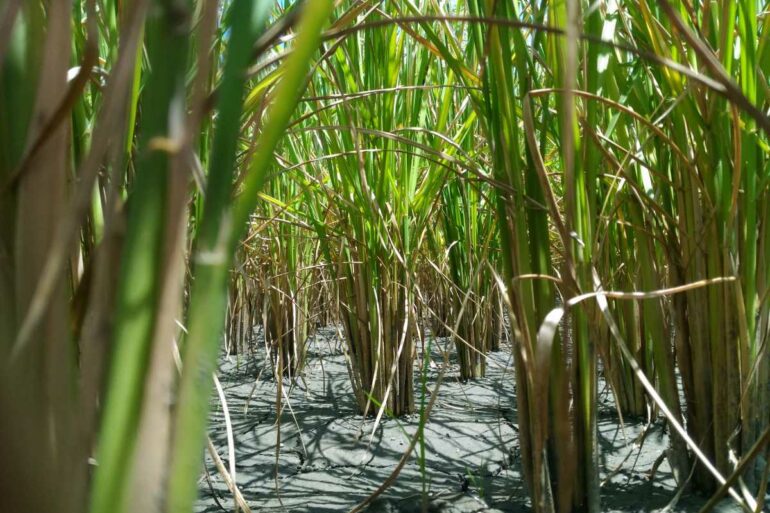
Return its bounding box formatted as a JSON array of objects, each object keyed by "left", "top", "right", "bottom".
[{"left": 1, "top": 0, "right": 769, "bottom": 512}]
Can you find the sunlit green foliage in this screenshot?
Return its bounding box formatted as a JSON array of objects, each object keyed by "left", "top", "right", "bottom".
[{"left": 1, "top": 1, "right": 769, "bottom": 513}]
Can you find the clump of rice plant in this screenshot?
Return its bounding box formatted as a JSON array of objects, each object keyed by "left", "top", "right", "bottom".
[
  {"left": 290, "top": 9, "right": 453, "bottom": 417},
  {"left": 255, "top": 171, "right": 316, "bottom": 378}
]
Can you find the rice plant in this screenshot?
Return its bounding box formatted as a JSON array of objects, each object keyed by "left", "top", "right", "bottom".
[
  {"left": 290, "top": 9, "right": 452, "bottom": 416},
  {"left": 2, "top": 1, "right": 770, "bottom": 512},
  {"left": 439, "top": 169, "right": 499, "bottom": 379},
  {"left": 253, "top": 166, "right": 315, "bottom": 378},
  {"left": 0, "top": 0, "right": 335, "bottom": 511}
]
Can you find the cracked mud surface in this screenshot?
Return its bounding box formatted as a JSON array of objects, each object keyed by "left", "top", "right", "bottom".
[{"left": 195, "top": 327, "right": 740, "bottom": 512}]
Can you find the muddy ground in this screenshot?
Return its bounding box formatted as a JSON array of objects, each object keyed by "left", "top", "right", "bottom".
[{"left": 195, "top": 327, "right": 742, "bottom": 512}]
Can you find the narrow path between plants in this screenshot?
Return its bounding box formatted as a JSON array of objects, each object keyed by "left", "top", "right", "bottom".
[{"left": 197, "top": 327, "right": 741, "bottom": 513}]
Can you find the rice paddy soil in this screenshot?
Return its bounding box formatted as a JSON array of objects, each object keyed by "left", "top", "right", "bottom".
[{"left": 196, "top": 327, "right": 741, "bottom": 513}]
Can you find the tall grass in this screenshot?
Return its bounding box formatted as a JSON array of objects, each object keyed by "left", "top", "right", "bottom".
[
  {"left": 0, "top": 1, "right": 335, "bottom": 511},
  {"left": 291, "top": 9, "right": 453, "bottom": 416},
  {"left": 258, "top": 170, "right": 316, "bottom": 378},
  {"left": 436, "top": 75, "right": 499, "bottom": 380},
  {"left": 1, "top": 1, "right": 769, "bottom": 512}
]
